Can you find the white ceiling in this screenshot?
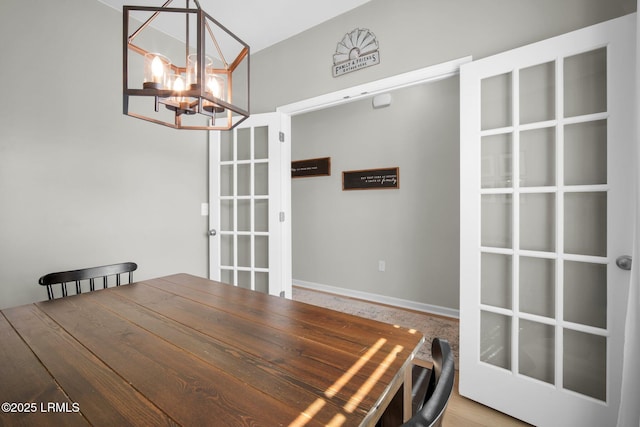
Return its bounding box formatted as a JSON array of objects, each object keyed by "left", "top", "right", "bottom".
[{"left": 98, "top": 0, "right": 372, "bottom": 53}]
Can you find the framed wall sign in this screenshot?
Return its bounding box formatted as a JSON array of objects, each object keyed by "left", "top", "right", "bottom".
[
  {"left": 292, "top": 157, "right": 331, "bottom": 178},
  {"left": 342, "top": 167, "right": 399, "bottom": 190}
]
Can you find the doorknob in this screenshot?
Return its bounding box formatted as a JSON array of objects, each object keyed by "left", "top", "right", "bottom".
[
  {"left": 616, "top": 255, "right": 632, "bottom": 271},
  {"left": 208, "top": 229, "right": 217, "bottom": 237}
]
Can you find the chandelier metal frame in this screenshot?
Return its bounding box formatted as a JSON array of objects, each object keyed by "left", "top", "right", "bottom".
[{"left": 123, "top": 0, "right": 250, "bottom": 130}]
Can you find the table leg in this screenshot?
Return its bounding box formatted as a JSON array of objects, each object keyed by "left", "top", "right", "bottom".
[{"left": 403, "top": 362, "right": 413, "bottom": 422}]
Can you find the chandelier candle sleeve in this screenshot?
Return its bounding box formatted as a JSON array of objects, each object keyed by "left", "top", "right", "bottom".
[
  {"left": 143, "top": 53, "right": 170, "bottom": 89},
  {"left": 204, "top": 73, "right": 225, "bottom": 112},
  {"left": 187, "top": 53, "right": 212, "bottom": 89}
]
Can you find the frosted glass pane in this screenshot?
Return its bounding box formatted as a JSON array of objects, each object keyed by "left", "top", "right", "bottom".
[
  {"left": 237, "top": 199, "right": 250, "bottom": 232},
  {"left": 520, "top": 128, "right": 555, "bottom": 187},
  {"left": 520, "top": 257, "right": 555, "bottom": 318},
  {"left": 255, "top": 163, "right": 268, "bottom": 195},
  {"left": 255, "top": 272, "right": 269, "bottom": 294},
  {"left": 564, "top": 48, "right": 607, "bottom": 118},
  {"left": 564, "top": 192, "right": 607, "bottom": 256},
  {"left": 237, "top": 128, "right": 251, "bottom": 160},
  {"left": 220, "top": 200, "right": 234, "bottom": 231},
  {"left": 221, "top": 235, "right": 234, "bottom": 266},
  {"left": 520, "top": 193, "right": 555, "bottom": 252},
  {"left": 221, "top": 269, "right": 233, "bottom": 285},
  {"left": 237, "top": 164, "right": 251, "bottom": 196},
  {"left": 481, "top": 311, "right": 511, "bottom": 370},
  {"left": 564, "top": 120, "right": 607, "bottom": 186},
  {"left": 220, "top": 165, "right": 233, "bottom": 196},
  {"left": 520, "top": 61, "right": 555, "bottom": 124},
  {"left": 255, "top": 236, "right": 269, "bottom": 269},
  {"left": 255, "top": 199, "right": 268, "bottom": 232},
  {"left": 519, "top": 320, "right": 554, "bottom": 384},
  {"left": 482, "top": 195, "right": 512, "bottom": 248},
  {"left": 481, "top": 73, "right": 512, "bottom": 130},
  {"left": 564, "top": 261, "right": 607, "bottom": 328},
  {"left": 481, "top": 253, "right": 512, "bottom": 309},
  {"left": 238, "top": 235, "right": 251, "bottom": 268},
  {"left": 220, "top": 130, "right": 233, "bottom": 162},
  {"left": 482, "top": 133, "right": 512, "bottom": 188},
  {"left": 255, "top": 126, "right": 268, "bottom": 159},
  {"left": 564, "top": 330, "right": 606, "bottom": 401},
  {"left": 238, "top": 271, "right": 251, "bottom": 289}
]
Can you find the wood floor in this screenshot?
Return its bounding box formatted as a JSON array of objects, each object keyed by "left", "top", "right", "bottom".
[{"left": 443, "top": 375, "right": 532, "bottom": 427}]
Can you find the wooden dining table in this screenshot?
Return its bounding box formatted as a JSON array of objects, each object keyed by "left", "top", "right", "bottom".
[{"left": 0, "top": 274, "right": 424, "bottom": 426}]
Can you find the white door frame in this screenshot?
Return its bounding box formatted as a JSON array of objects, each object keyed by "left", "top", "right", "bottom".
[
  {"left": 277, "top": 57, "right": 471, "bottom": 117},
  {"left": 273, "top": 57, "right": 471, "bottom": 300}
]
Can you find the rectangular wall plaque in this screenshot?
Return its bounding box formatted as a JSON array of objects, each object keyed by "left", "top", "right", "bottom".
[
  {"left": 342, "top": 167, "right": 399, "bottom": 190},
  {"left": 292, "top": 157, "right": 331, "bottom": 178}
]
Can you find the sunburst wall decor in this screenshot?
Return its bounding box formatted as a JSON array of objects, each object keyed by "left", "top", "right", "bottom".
[{"left": 332, "top": 28, "right": 380, "bottom": 77}]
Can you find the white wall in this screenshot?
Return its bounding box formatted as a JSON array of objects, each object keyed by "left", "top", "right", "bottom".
[{"left": 0, "top": 0, "right": 209, "bottom": 309}]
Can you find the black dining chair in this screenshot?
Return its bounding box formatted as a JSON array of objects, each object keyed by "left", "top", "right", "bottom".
[
  {"left": 38, "top": 262, "right": 138, "bottom": 300},
  {"left": 402, "top": 338, "right": 455, "bottom": 427}
]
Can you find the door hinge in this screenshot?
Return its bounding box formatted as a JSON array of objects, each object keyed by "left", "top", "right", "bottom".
[
  {"left": 279, "top": 211, "right": 285, "bottom": 222},
  {"left": 279, "top": 131, "right": 285, "bottom": 142}
]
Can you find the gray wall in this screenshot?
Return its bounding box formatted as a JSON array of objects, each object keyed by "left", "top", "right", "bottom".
[
  {"left": 292, "top": 78, "right": 460, "bottom": 308},
  {"left": 251, "top": 0, "right": 635, "bottom": 113},
  {"left": 0, "top": 0, "right": 209, "bottom": 309},
  {"left": 253, "top": 0, "right": 635, "bottom": 311}
]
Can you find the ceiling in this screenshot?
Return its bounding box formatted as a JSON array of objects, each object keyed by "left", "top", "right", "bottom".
[{"left": 98, "top": 0, "right": 372, "bottom": 53}]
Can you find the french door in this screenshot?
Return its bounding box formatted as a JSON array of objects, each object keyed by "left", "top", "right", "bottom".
[
  {"left": 460, "top": 14, "right": 636, "bottom": 427},
  {"left": 209, "top": 112, "right": 292, "bottom": 298}
]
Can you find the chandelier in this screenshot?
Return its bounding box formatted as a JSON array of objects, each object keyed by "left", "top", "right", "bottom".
[{"left": 123, "top": 0, "right": 249, "bottom": 130}]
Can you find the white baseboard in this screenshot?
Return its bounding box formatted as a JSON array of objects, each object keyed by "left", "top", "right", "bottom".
[{"left": 293, "top": 279, "right": 460, "bottom": 319}]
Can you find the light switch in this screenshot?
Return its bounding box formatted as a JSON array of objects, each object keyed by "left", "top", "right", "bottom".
[{"left": 201, "top": 203, "right": 209, "bottom": 216}]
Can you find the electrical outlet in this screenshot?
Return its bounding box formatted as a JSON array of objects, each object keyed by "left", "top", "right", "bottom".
[{"left": 378, "top": 260, "right": 386, "bottom": 272}]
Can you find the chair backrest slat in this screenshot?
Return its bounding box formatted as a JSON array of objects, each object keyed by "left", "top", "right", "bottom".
[{"left": 38, "top": 262, "right": 138, "bottom": 300}]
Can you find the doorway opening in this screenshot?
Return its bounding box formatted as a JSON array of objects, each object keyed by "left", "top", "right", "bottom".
[{"left": 278, "top": 56, "right": 471, "bottom": 316}]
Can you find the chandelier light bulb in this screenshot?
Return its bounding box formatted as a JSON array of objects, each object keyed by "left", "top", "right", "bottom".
[
  {"left": 173, "top": 75, "right": 185, "bottom": 92},
  {"left": 206, "top": 75, "right": 220, "bottom": 97},
  {"left": 151, "top": 56, "right": 164, "bottom": 82}
]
